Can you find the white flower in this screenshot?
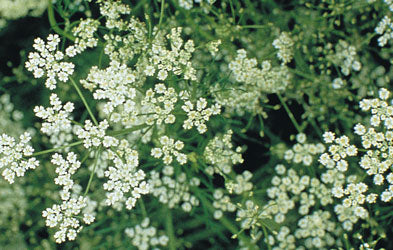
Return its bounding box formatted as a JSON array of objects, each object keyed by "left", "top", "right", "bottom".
[{"left": 323, "top": 132, "right": 335, "bottom": 143}]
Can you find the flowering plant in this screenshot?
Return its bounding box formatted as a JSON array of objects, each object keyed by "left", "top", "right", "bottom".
[{"left": 1, "top": 0, "right": 393, "bottom": 249}]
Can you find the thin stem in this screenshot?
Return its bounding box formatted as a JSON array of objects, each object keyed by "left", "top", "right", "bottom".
[
  {"left": 262, "top": 225, "right": 272, "bottom": 250},
  {"left": 69, "top": 77, "right": 98, "bottom": 126},
  {"left": 139, "top": 198, "right": 148, "bottom": 218},
  {"left": 98, "top": 46, "right": 105, "bottom": 69},
  {"left": 229, "top": 0, "right": 236, "bottom": 22},
  {"left": 239, "top": 24, "right": 269, "bottom": 29},
  {"left": 84, "top": 146, "right": 101, "bottom": 196},
  {"left": 164, "top": 206, "right": 176, "bottom": 250},
  {"left": 107, "top": 124, "right": 150, "bottom": 137},
  {"left": 47, "top": 0, "right": 75, "bottom": 41},
  {"left": 277, "top": 93, "right": 302, "bottom": 134},
  {"left": 32, "top": 140, "right": 83, "bottom": 157},
  {"left": 157, "top": 0, "right": 165, "bottom": 32}
]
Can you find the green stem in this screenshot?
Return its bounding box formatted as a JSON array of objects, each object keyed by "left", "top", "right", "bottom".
[
  {"left": 239, "top": 24, "right": 269, "bottom": 29},
  {"left": 69, "top": 77, "right": 98, "bottom": 126},
  {"left": 157, "top": 0, "right": 165, "bottom": 32},
  {"left": 164, "top": 206, "right": 176, "bottom": 250},
  {"left": 262, "top": 225, "right": 272, "bottom": 250},
  {"left": 47, "top": 0, "right": 75, "bottom": 41},
  {"left": 107, "top": 124, "right": 151, "bottom": 137},
  {"left": 139, "top": 198, "right": 148, "bottom": 218},
  {"left": 98, "top": 46, "right": 105, "bottom": 69},
  {"left": 32, "top": 140, "right": 83, "bottom": 157},
  {"left": 241, "top": 115, "right": 255, "bottom": 133},
  {"left": 277, "top": 93, "right": 302, "bottom": 134},
  {"left": 229, "top": 0, "right": 236, "bottom": 22},
  {"left": 84, "top": 146, "right": 101, "bottom": 196}
]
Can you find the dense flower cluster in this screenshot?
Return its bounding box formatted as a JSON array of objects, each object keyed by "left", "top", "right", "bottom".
[
  {"left": 376, "top": 15, "right": 393, "bottom": 47},
  {"left": 216, "top": 49, "right": 291, "bottom": 115},
  {"left": 5, "top": 0, "right": 393, "bottom": 248},
  {"left": 181, "top": 97, "right": 221, "bottom": 134},
  {"left": 284, "top": 133, "right": 325, "bottom": 166},
  {"left": 125, "top": 218, "right": 169, "bottom": 250},
  {"left": 229, "top": 49, "right": 290, "bottom": 93},
  {"left": 0, "top": 132, "right": 38, "bottom": 183},
  {"left": 327, "top": 40, "right": 361, "bottom": 76},
  {"left": 103, "top": 140, "right": 149, "bottom": 210},
  {"left": 273, "top": 32, "right": 294, "bottom": 65},
  {"left": 42, "top": 195, "right": 93, "bottom": 243},
  {"left": 43, "top": 152, "right": 95, "bottom": 243},
  {"left": 0, "top": 0, "right": 47, "bottom": 28},
  {"left": 142, "top": 84, "right": 177, "bottom": 125},
  {"left": 148, "top": 166, "right": 200, "bottom": 212},
  {"left": 81, "top": 61, "right": 137, "bottom": 115},
  {"left": 75, "top": 120, "right": 119, "bottom": 149},
  {"left": 25, "top": 34, "right": 75, "bottom": 89},
  {"left": 204, "top": 130, "right": 243, "bottom": 175},
  {"left": 66, "top": 18, "right": 100, "bottom": 57},
  {"left": 212, "top": 188, "right": 236, "bottom": 219},
  {"left": 34, "top": 93, "right": 74, "bottom": 135},
  {"left": 151, "top": 136, "right": 187, "bottom": 165},
  {"left": 148, "top": 27, "right": 197, "bottom": 81}
]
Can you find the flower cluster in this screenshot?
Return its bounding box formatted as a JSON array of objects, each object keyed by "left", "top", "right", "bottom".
[
  {"left": 102, "top": 14, "right": 148, "bottom": 63},
  {"left": 332, "top": 77, "right": 346, "bottom": 89},
  {"left": 0, "top": 0, "right": 47, "bottom": 29},
  {"left": 75, "top": 120, "right": 119, "bottom": 149},
  {"left": 151, "top": 136, "right": 187, "bottom": 165},
  {"left": 148, "top": 166, "right": 200, "bottom": 212},
  {"left": 204, "top": 130, "right": 243, "bottom": 175},
  {"left": 236, "top": 199, "right": 270, "bottom": 236},
  {"left": 212, "top": 189, "right": 236, "bottom": 219},
  {"left": 228, "top": 49, "right": 291, "bottom": 93},
  {"left": 218, "top": 49, "right": 290, "bottom": 115},
  {"left": 34, "top": 93, "right": 74, "bottom": 136},
  {"left": 207, "top": 40, "right": 222, "bottom": 57},
  {"left": 284, "top": 133, "right": 325, "bottom": 166},
  {"left": 0, "top": 132, "right": 38, "bottom": 184},
  {"left": 256, "top": 165, "right": 343, "bottom": 249},
  {"left": 272, "top": 32, "right": 294, "bottom": 65},
  {"left": 103, "top": 140, "right": 149, "bottom": 210},
  {"left": 375, "top": 15, "right": 393, "bottom": 47},
  {"left": 81, "top": 61, "right": 137, "bottom": 116},
  {"left": 225, "top": 170, "right": 253, "bottom": 195},
  {"left": 181, "top": 97, "right": 221, "bottom": 134},
  {"left": 125, "top": 218, "right": 169, "bottom": 250},
  {"left": 319, "top": 132, "right": 358, "bottom": 172},
  {"left": 66, "top": 18, "right": 100, "bottom": 57},
  {"left": 327, "top": 40, "right": 361, "bottom": 76},
  {"left": 25, "top": 34, "right": 75, "bottom": 89},
  {"left": 352, "top": 88, "right": 393, "bottom": 202},
  {"left": 43, "top": 152, "right": 95, "bottom": 243},
  {"left": 147, "top": 27, "right": 197, "bottom": 81},
  {"left": 99, "top": 0, "right": 131, "bottom": 29},
  {"left": 178, "top": 0, "right": 216, "bottom": 10},
  {"left": 51, "top": 152, "right": 82, "bottom": 199},
  {"left": 42, "top": 195, "right": 93, "bottom": 243},
  {"left": 142, "top": 84, "right": 177, "bottom": 125},
  {"left": 294, "top": 210, "right": 338, "bottom": 248}
]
